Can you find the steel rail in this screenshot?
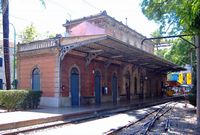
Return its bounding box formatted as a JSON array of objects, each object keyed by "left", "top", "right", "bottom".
[{"left": 1, "top": 99, "right": 180, "bottom": 135}]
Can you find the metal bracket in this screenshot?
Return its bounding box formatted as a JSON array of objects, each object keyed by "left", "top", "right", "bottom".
[
  {"left": 85, "top": 51, "right": 103, "bottom": 67},
  {"left": 60, "top": 43, "right": 83, "bottom": 60},
  {"left": 104, "top": 59, "right": 113, "bottom": 68}
]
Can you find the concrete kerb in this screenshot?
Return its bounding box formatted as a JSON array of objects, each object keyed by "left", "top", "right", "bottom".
[{"left": 0, "top": 96, "right": 182, "bottom": 131}]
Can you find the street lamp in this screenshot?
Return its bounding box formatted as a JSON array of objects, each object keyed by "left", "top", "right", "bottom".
[{"left": 9, "top": 23, "right": 16, "bottom": 89}]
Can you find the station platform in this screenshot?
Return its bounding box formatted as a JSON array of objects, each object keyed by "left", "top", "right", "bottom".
[{"left": 0, "top": 96, "right": 182, "bottom": 131}]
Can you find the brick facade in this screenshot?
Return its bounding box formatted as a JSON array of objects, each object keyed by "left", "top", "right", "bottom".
[
  {"left": 17, "top": 13, "right": 173, "bottom": 107},
  {"left": 17, "top": 49, "right": 58, "bottom": 97},
  {"left": 60, "top": 52, "right": 122, "bottom": 104},
  {"left": 18, "top": 45, "right": 165, "bottom": 107}
]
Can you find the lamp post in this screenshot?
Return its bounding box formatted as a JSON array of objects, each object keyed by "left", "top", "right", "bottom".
[{"left": 9, "top": 23, "right": 16, "bottom": 89}]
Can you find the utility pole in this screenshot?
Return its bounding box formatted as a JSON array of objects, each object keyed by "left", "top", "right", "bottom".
[
  {"left": 9, "top": 23, "right": 16, "bottom": 89},
  {"left": 196, "top": 35, "right": 200, "bottom": 127}
]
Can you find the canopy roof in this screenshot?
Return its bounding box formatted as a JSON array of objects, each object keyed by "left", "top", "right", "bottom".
[{"left": 60, "top": 34, "right": 185, "bottom": 73}]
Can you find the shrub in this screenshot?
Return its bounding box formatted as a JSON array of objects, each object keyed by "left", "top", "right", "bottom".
[
  {"left": 0, "top": 90, "right": 42, "bottom": 111},
  {"left": 188, "top": 85, "right": 196, "bottom": 107},
  {"left": 0, "top": 90, "right": 28, "bottom": 111},
  {"left": 22, "top": 91, "right": 42, "bottom": 109}
]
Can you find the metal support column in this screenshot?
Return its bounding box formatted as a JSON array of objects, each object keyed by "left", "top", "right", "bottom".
[{"left": 196, "top": 35, "right": 200, "bottom": 126}]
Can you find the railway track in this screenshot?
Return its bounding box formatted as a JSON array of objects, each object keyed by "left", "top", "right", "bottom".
[
  {"left": 1, "top": 100, "right": 179, "bottom": 135},
  {"left": 107, "top": 102, "right": 177, "bottom": 135}
]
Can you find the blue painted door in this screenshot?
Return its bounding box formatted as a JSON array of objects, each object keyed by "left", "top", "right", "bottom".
[
  {"left": 95, "top": 71, "right": 101, "bottom": 105},
  {"left": 32, "top": 68, "right": 40, "bottom": 91},
  {"left": 71, "top": 68, "right": 79, "bottom": 106},
  {"left": 112, "top": 74, "right": 117, "bottom": 104}
]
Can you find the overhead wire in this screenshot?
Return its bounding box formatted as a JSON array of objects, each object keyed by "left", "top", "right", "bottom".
[
  {"left": 46, "top": 0, "right": 72, "bottom": 21},
  {"left": 82, "top": 0, "right": 101, "bottom": 12}
]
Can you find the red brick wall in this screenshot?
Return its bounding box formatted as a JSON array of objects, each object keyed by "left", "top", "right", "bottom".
[
  {"left": 61, "top": 53, "right": 121, "bottom": 97},
  {"left": 18, "top": 53, "right": 57, "bottom": 97}
]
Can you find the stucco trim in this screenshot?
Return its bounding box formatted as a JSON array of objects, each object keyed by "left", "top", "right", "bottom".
[{"left": 40, "top": 97, "right": 60, "bottom": 107}]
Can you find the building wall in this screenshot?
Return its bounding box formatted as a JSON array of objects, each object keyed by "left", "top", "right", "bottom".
[
  {"left": 66, "top": 16, "right": 154, "bottom": 53},
  {"left": 17, "top": 49, "right": 164, "bottom": 107},
  {"left": 60, "top": 51, "right": 164, "bottom": 106},
  {"left": 17, "top": 50, "right": 58, "bottom": 97},
  {"left": 60, "top": 52, "right": 122, "bottom": 105},
  {"left": 92, "top": 17, "right": 154, "bottom": 53},
  {"left": 0, "top": 43, "right": 15, "bottom": 89}
]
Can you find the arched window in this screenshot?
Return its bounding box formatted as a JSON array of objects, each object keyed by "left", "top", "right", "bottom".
[{"left": 32, "top": 68, "right": 41, "bottom": 91}]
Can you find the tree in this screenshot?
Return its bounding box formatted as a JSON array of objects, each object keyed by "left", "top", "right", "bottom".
[
  {"left": 164, "top": 38, "right": 195, "bottom": 66},
  {"left": 141, "top": 0, "right": 200, "bottom": 34},
  {"left": 20, "top": 25, "right": 56, "bottom": 43},
  {"left": 21, "top": 24, "right": 39, "bottom": 43},
  {"left": 140, "top": 0, "right": 200, "bottom": 128},
  {"left": 2, "top": 0, "right": 11, "bottom": 90},
  {"left": 0, "top": 0, "right": 45, "bottom": 89}
]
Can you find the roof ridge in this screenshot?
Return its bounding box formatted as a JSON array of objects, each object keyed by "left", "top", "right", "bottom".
[{"left": 63, "top": 10, "right": 150, "bottom": 42}]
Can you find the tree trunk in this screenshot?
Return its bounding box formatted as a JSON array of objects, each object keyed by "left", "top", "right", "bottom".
[{"left": 2, "top": 0, "right": 11, "bottom": 90}]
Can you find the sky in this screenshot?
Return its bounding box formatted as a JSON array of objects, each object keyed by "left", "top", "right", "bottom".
[{"left": 7, "top": 0, "right": 159, "bottom": 42}]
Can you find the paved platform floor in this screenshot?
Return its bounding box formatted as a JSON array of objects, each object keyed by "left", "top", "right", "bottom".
[{"left": 0, "top": 96, "right": 180, "bottom": 131}]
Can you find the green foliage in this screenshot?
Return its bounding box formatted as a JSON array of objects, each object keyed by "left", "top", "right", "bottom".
[
  {"left": 140, "top": 0, "right": 200, "bottom": 34},
  {"left": 164, "top": 38, "right": 195, "bottom": 66},
  {"left": 0, "top": 90, "right": 28, "bottom": 111},
  {"left": 154, "top": 48, "right": 168, "bottom": 58},
  {"left": 21, "top": 24, "right": 39, "bottom": 43},
  {"left": 20, "top": 24, "right": 56, "bottom": 43},
  {"left": 0, "top": 90, "right": 42, "bottom": 111},
  {"left": 21, "top": 91, "right": 42, "bottom": 109},
  {"left": 40, "top": 0, "right": 46, "bottom": 8},
  {"left": 153, "top": 37, "right": 195, "bottom": 66}
]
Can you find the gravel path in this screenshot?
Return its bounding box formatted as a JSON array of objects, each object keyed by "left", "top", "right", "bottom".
[
  {"left": 118, "top": 101, "right": 198, "bottom": 135},
  {"left": 149, "top": 101, "right": 197, "bottom": 135}
]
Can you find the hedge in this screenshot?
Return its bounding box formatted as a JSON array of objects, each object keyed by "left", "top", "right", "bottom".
[
  {"left": 0, "top": 90, "right": 42, "bottom": 111},
  {"left": 21, "top": 91, "right": 42, "bottom": 110}
]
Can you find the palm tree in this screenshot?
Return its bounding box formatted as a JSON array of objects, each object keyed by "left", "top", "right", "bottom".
[
  {"left": 2, "top": 0, "right": 10, "bottom": 90},
  {"left": 1, "top": 0, "right": 45, "bottom": 90}
]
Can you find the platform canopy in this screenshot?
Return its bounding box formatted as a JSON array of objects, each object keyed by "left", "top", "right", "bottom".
[{"left": 59, "top": 34, "right": 184, "bottom": 73}]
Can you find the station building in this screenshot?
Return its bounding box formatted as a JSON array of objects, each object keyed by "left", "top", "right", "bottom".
[{"left": 17, "top": 11, "right": 183, "bottom": 107}]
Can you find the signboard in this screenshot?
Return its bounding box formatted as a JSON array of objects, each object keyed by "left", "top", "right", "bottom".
[
  {"left": 186, "top": 73, "right": 192, "bottom": 85},
  {"left": 178, "top": 73, "right": 183, "bottom": 84}
]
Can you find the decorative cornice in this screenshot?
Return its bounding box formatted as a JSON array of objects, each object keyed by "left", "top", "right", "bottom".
[{"left": 18, "top": 39, "right": 59, "bottom": 52}]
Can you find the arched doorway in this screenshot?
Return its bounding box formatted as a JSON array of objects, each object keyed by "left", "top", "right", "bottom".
[
  {"left": 70, "top": 67, "right": 79, "bottom": 106},
  {"left": 112, "top": 73, "right": 118, "bottom": 104},
  {"left": 32, "top": 68, "right": 40, "bottom": 91},
  {"left": 94, "top": 71, "right": 101, "bottom": 105}
]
